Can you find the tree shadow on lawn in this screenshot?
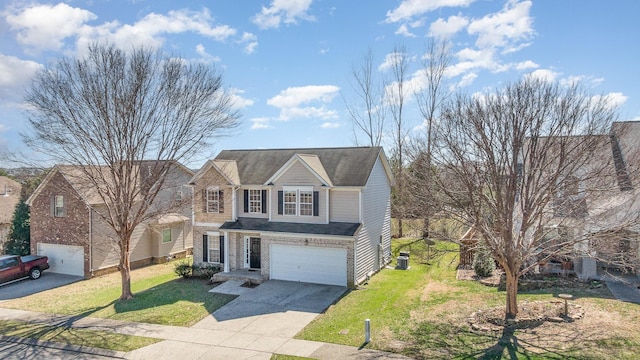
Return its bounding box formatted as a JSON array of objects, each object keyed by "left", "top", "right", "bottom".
[
  {"left": 403, "top": 320, "right": 609, "bottom": 360},
  {"left": 111, "top": 277, "right": 236, "bottom": 322}
]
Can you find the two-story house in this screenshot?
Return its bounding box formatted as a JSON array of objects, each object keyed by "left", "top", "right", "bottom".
[
  {"left": 190, "top": 147, "right": 393, "bottom": 288},
  {"left": 26, "top": 161, "right": 194, "bottom": 278}
]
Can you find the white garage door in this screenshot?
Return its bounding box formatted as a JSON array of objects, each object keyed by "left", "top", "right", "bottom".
[
  {"left": 37, "top": 243, "right": 84, "bottom": 276},
  {"left": 270, "top": 244, "right": 347, "bottom": 286}
]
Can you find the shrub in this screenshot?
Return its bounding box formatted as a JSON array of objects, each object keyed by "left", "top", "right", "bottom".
[
  {"left": 473, "top": 245, "right": 495, "bottom": 277},
  {"left": 192, "top": 263, "right": 222, "bottom": 280},
  {"left": 173, "top": 260, "right": 192, "bottom": 278}
]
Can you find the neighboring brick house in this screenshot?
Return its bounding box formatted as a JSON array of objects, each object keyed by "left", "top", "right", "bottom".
[
  {"left": 0, "top": 176, "right": 21, "bottom": 253},
  {"left": 190, "top": 147, "right": 393, "bottom": 288},
  {"left": 26, "top": 162, "right": 194, "bottom": 277}
]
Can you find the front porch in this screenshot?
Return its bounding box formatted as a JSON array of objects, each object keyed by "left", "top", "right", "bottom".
[{"left": 211, "top": 269, "right": 265, "bottom": 284}]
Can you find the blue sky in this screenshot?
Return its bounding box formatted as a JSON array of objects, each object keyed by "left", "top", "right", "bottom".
[{"left": 1, "top": 0, "right": 638, "bottom": 168}]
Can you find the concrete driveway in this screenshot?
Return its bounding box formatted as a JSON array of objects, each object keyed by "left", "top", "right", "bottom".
[
  {"left": 127, "top": 280, "right": 347, "bottom": 359},
  {"left": 0, "top": 272, "right": 83, "bottom": 301}
]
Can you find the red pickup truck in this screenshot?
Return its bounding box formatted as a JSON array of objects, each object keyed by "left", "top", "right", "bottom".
[{"left": 0, "top": 255, "right": 50, "bottom": 284}]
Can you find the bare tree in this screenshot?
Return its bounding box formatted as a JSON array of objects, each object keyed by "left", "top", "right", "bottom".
[
  {"left": 386, "top": 43, "right": 411, "bottom": 238},
  {"left": 22, "top": 43, "right": 239, "bottom": 299},
  {"left": 407, "top": 40, "right": 451, "bottom": 239},
  {"left": 431, "top": 78, "right": 619, "bottom": 319},
  {"left": 344, "top": 48, "right": 386, "bottom": 147}
]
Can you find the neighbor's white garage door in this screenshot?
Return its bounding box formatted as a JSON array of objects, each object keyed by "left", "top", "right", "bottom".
[
  {"left": 270, "top": 244, "right": 347, "bottom": 286},
  {"left": 37, "top": 243, "right": 84, "bottom": 276}
]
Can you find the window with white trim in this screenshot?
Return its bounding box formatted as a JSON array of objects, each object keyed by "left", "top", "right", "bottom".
[
  {"left": 209, "top": 233, "right": 221, "bottom": 263},
  {"left": 284, "top": 190, "right": 297, "bottom": 215},
  {"left": 54, "top": 195, "right": 65, "bottom": 217},
  {"left": 206, "top": 187, "right": 220, "bottom": 213},
  {"left": 249, "top": 189, "right": 262, "bottom": 213},
  {"left": 299, "top": 190, "right": 313, "bottom": 216}
]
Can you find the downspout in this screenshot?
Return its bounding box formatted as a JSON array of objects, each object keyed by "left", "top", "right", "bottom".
[
  {"left": 325, "top": 188, "right": 329, "bottom": 224},
  {"left": 88, "top": 205, "right": 93, "bottom": 277},
  {"left": 232, "top": 187, "right": 237, "bottom": 221}
]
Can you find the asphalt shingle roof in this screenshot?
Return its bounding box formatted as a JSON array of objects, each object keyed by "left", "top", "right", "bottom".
[
  {"left": 214, "top": 147, "right": 383, "bottom": 187},
  {"left": 219, "top": 217, "right": 361, "bottom": 237}
]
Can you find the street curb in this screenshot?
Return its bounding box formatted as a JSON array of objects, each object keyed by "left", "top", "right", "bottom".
[{"left": 0, "top": 335, "right": 127, "bottom": 358}]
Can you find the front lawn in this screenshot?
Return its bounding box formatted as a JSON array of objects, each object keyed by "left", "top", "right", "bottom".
[
  {"left": 0, "top": 260, "right": 236, "bottom": 326},
  {"left": 297, "top": 239, "right": 640, "bottom": 359}
]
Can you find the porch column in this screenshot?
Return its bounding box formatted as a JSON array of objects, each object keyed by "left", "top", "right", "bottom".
[{"left": 223, "top": 231, "right": 230, "bottom": 273}]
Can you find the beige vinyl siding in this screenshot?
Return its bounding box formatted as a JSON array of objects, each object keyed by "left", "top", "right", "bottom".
[
  {"left": 129, "top": 223, "right": 151, "bottom": 262},
  {"left": 329, "top": 190, "right": 360, "bottom": 222},
  {"left": 355, "top": 156, "right": 392, "bottom": 283},
  {"left": 154, "top": 223, "right": 188, "bottom": 257},
  {"left": 271, "top": 161, "right": 327, "bottom": 224}
]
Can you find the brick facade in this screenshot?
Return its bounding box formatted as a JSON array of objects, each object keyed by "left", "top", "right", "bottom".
[{"left": 30, "top": 171, "right": 91, "bottom": 276}]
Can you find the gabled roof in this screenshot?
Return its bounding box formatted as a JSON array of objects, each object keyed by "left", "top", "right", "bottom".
[
  {"left": 26, "top": 160, "right": 193, "bottom": 207},
  {"left": 189, "top": 159, "right": 240, "bottom": 186},
  {"left": 213, "top": 147, "right": 390, "bottom": 187},
  {"left": 264, "top": 153, "right": 333, "bottom": 187}
]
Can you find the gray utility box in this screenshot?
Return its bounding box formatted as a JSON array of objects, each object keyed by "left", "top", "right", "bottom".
[{"left": 397, "top": 256, "right": 409, "bottom": 270}]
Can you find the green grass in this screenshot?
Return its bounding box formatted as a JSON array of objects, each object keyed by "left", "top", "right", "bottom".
[
  {"left": 270, "top": 355, "right": 314, "bottom": 360},
  {"left": 0, "top": 319, "right": 160, "bottom": 352},
  {"left": 1, "top": 261, "right": 236, "bottom": 326},
  {"left": 298, "top": 239, "right": 640, "bottom": 359}
]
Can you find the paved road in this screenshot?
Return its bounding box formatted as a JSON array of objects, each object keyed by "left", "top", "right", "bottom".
[{"left": 0, "top": 272, "right": 83, "bottom": 301}]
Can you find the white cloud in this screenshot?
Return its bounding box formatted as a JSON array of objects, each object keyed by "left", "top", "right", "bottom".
[
  {"left": 250, "top": 117, "right": 272, "bottom": 130},
  {"left": 195, "top": 44, "right": 221, "bottom": 63},
  {"left": 457, "top": 72, "right": 478, "bottom": 87},
  {"left": 429, "top": 15, "right": 469, "bottom": 38},
  {"left": 267, "top": 85, "right": 340, "bottom": 121},
  {"left": 239, "top": 32, "right": 258, "bottom": 54},
  {"left": 0, "top": 53, "right": 42, "bottom": 102},
  {"left": 5, "top": 4, "right": 240, "bottom": 55},
  {"left": 515, "top": 60, "right": 538, "bottom": 70},
  {"left": 252, "top": 0, "right": 315, "bottom": 30},
  {"left": 320, "top": 122, "right": 341, "bottom": 129},
  {"left": 593, "top": 92, "right": 627, "bottom": 109},
  {"left": 386, "top": 0, "right": 476, "bottom": 23},
  {"left": 526, "top": 69, "right": 559, "bottom": 82},
  {"left": 228, "top": 88, "right": 255, "bottom": 110},
  {"left": 378, "top": 52, "right": 410, "bottom": 72},
  {"left": 467, "top": 0, "right": 534, "bottom": 50},
  {"left": 395, "top": 24, "right": 416, "bottom": 38},
  {"left": 105, "top": 9, "right": 236, "bottom": 50},
  {"left": 5, "top": 3, "right": 97, "bottom": 53}
]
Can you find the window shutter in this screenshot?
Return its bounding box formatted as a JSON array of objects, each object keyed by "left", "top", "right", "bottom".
[
  {"left": 313, "top": 191, "right": 319, "bottom": 216},
  {"left": 261, "top": 190, "right": 267, "bottom": 213},
  {"left": 202, "top": 234, "right": 209, "bottom": 263},
  {"left": 219, "top": 190, "right": 224, "bottom": 213},
  {"left": 202, "top": 189, "right": 207, "bottom": 212},
  {"left": 243, "top": 189, "right": 249, "bottom": 213},
  {"left": 61, "top": 196, "right": 66, "bottom": 217},
  {"left": 277, "top": 191, "right": 283, "bottom": 215},
  {"left": 50, "top": 196, "right": 55, "bottom": 217},
  {"left": 220, "top": 235, "right": 225, "bottom": 264}
]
